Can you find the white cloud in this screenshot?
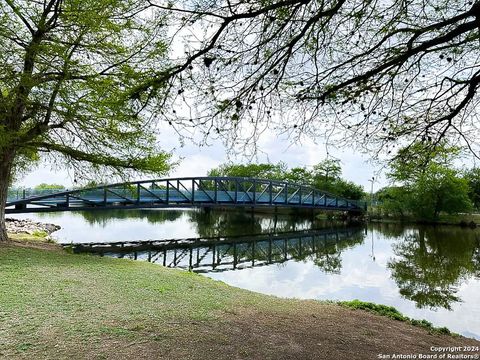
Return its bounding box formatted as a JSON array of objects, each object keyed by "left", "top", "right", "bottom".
[{"left": 16, "top": 120, "right": 387, "bottom": 189}]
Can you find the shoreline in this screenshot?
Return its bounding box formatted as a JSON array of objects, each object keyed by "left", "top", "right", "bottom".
[
  {"left": 5, "top": 217, "right": 61, "bottom": 240},
  {"left": 366, "top": 215, "right": 480, "bottom": 228},
  {"left": 1, "top": 236, "right": 478, "bottom": 359}
]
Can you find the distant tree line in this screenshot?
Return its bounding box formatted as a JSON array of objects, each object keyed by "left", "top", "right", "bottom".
[
  {"left": 25, "top": 145, "right": 480, "bottom": 222},
  {"left": 34, "top": 184, "right": 65, "bottom": 191},
  {"left": 375, "top": 143, "right": 480, "bottom": 221},
  {"left": 207, "top": 160, "right": 365, "bottom": 200}
]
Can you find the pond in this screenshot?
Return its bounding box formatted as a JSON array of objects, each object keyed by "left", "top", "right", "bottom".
[{"left": 9, "top": 209, "right": 480, "bottom": 339}]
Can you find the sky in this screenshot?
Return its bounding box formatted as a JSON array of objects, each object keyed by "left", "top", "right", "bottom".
[
  {"left": 17, "top": 124, "right": 388, "bottom": 192},
  {"left": 13, "top": 6, "right": 390, "bottom": 193}
]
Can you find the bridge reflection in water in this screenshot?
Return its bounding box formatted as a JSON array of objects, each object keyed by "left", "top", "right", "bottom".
[{"left": 70, "top": 227, "right": 365, "bottom": 273}]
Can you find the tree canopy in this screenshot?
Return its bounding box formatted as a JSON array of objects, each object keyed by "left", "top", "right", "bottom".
[
  {"left": 1, "top": 0, "right": 173, "bottom": 179},
  {"left": 379, "top": 143, "right": 473, "bottom": 220},
  {"left": 207, "top": 162, "right": 287, "bottom": 180},
  {"left": 207, "top": 160, "right": 365, "bottom": 200},
  {"left": 140, "top": 0, "right": 480, "bottom": 157},
  {"left": 463, "top": 167, "right": 480, "bottom": 210},
  {"left": 0, "top": 0, "right": 173, "bottom": 240},
  {"left": 34, "top": 183, "right": 65, "bottom": 191}
]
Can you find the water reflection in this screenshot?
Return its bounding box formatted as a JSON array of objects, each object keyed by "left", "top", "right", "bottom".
[
  {"left": 387, "top": 227, "right": 480, "bottom": 310},
  {"left": 12, "top": 209, "right": 480, "bottom": 338},
  {"left": 77, "top": 209, "right": 184, "bottom": 226},
  {"left": 189, "top": 210, "right": 319, "bottom": 238},
  {"left": 72, "top": 227, "right": 365, "bottom": 273},
  {"left": 70, "top": 216, "right": 480, "bottom": 312},
  {"left": 34, "top": 208, "right": 323, "bottom": 240}
]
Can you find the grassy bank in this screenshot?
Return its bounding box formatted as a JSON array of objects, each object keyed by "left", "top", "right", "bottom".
[
  {"left": 0, "top": 239, "right": 478, "bottom": 360},
  {"left": 368, "top": 211, "right": 480, "bottom": 227}
]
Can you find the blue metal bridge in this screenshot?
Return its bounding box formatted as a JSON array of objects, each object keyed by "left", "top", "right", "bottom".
[{"left": 6, "top": 177, "right": 366, "bottom": 214}]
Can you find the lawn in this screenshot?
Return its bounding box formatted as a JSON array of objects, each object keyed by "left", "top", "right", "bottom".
[{"left": 0, "top": 241, "right": 478, "bottom": 360}]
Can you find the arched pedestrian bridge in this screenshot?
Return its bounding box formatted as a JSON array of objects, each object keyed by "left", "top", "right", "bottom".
[{"left": 6, "top": 177, "right": 366, "bottom": 214}]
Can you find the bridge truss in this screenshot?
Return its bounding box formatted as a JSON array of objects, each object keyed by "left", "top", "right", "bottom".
[{"left": 6, "top": 177, "right": 365, "bottom": 214}]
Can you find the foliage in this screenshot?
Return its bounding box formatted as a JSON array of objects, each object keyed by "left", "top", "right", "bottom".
[
  {"left": 0, "top": 0, "right": 173, "bottom": 240},
  {"left": 207, "top": 162, "right": 287, "bottom": 180},
  {"left": 283, "top": 167, "right": 313, "bottom": 184},
  {"left": 313, "top": 159, "right": 341, "bottom": 183},
  {"left": 207, "top": 160, "right": 365, "bottom": 200},
  {"left": 314, "top": 177, "right": 365, "bottom": 200},
  {"left": 34, "top": 183, "right": 65, "bottom": 191},
  {"left": 463, "top": 168, "right": 480, "bottom": 210},
  {"left": 340, "top": 300, "right": 407, "bottom": 321},
  {"left": 311, "top": 159, "right": 365, "bottom": 200},
  {"left": 385, "top": 143, "right": 472, "bottom": 220},
  {"left": 388, "top": 143, "right": 461, "bottom": 185},
  {"left": 339, "top": 300, "right": 452, "bottom": 335},
  {"left": 138, "top": 1, "right": 480, "bottom": 158},
  {"left": 0, "top": 0, "right": 172, "bottom": 180},
  {"left": 375, "top": 187, "right": 408, "bottom": 218},
  {"left": 409, "top": 164, "right": 472, "bottom": 220}
]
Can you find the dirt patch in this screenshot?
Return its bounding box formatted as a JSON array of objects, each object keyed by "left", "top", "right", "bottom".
[
  {"left": 0, "top": 237, "right": 62, "bottom": 252},
  {"left": 66, "top": 302, "right": 479, "bottom": 360}
]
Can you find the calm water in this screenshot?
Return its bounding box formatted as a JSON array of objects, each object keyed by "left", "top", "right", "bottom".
[{"left": 10, "top": 209, "right": 480, "bottom": 339}]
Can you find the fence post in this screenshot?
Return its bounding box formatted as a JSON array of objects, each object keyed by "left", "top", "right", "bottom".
[
  {"left": 191, "top": 179, "right": 195, "bottom": 204},
  {"left": 166, "top": 181, "right": 170, "bottom": 203}
]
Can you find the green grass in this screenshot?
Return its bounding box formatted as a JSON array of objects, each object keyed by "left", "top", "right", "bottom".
[
  {"left": 0, "top": 243, "right": 279, "bottom": 358},
  {"left": 339, "top": 300, "right": 455, "bottom": 336},
  {"left": 437, "top": 213, "right": 480, "bottom": 225},
  {"left": 0, "top": 241, "right": 463, "bottom": 358},
  {"left": 369, "top": 212, "right": 480, "bottom": 226},
  {"left": 8, "top": 231, "right": 51, "bottom": 242}
]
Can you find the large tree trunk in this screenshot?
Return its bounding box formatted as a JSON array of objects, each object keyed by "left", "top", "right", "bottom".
[{"left": 0, "top": 150, "right": 15, "bottom": 242}]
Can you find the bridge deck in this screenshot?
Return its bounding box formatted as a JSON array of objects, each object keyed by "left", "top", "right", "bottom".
[{"left": 6, "top": 177, "right": 366, "bottom": 214}]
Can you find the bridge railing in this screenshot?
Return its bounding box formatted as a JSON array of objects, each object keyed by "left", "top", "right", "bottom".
[
  {"left": 7, "top": 188, "right": 67, "bottom": 201},
  {"left": 6, "top": 177, "right": 367, "bottom": 213}
]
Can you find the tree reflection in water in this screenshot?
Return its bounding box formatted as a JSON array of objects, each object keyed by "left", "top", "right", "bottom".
[
  {"left": 68, "top": 209, "right": 183, "bottom": 226},
  {"left": 387, "top": 227, "right": 480, "bottom": 310},
  {"left": 188, "top": 209, "right": 317, "bottom": 238},
  {"left": 62, "top": 208, "right": 480, "bottom": 312}
]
